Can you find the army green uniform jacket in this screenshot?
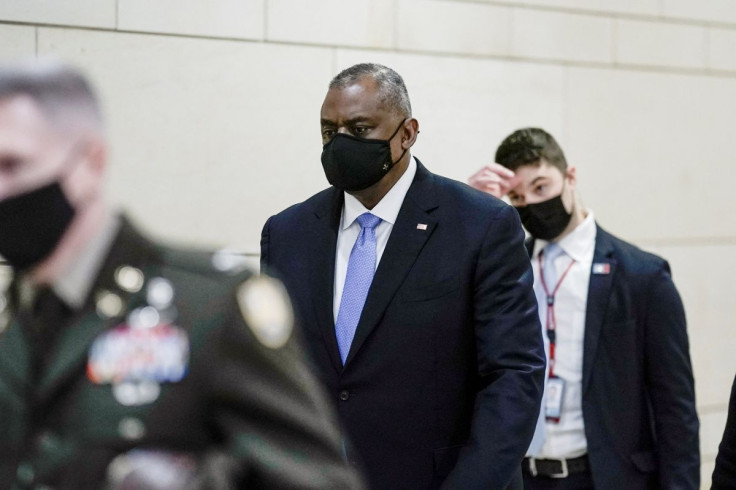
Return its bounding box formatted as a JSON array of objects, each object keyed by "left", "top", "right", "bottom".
[{"left": 0, "top": 217, "right": 361, "bottom": 489}]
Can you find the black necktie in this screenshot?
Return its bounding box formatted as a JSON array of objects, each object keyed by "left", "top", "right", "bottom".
[{"left": 29, "top": 287, "right": 72, "bottom": 372}]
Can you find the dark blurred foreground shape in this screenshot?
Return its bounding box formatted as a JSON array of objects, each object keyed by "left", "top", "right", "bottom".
[{"left": 0, "top": 59, "right": 363, "bottom": 490}]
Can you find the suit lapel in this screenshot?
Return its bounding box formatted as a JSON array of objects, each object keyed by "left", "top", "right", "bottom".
[
  {"left": 310, "top": 189, "right": 344, "bottom": 374},
  {"left": 38, "top": 217, "right": 160, "bottom": 401},
  {"left": 583, "top": 226, "right": 616, "bottom": 394},
  {"left": 525, "top": 237, "right": 536, "bottom": 258},
  {"left": 344, "top": 162, "right": 438, "bottom": 367}
]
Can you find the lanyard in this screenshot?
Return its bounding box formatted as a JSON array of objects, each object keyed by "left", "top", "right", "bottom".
[{"left": 538, "top": 250, "right": 575, "bottom": 378}]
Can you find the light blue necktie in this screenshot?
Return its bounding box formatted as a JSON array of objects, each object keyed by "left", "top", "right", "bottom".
[
  {"left": 336, "top": 213, "right": 382, "bottom": 364},
  {"left": 528, "top": 242, "right": 565, "bottom": 456}
]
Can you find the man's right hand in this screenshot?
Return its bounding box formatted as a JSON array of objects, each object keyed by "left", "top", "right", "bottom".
[{"left": 467, "top": 163, "right": 519, "bottom": 199}]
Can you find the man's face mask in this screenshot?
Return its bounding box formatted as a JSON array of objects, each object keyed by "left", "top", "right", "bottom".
[
  {"left": 515, "top": 184, "right": 573, "bottom": 241},
  {"left": 321, "top": 120, "right": 407, "bottom": 192},
  {"left": 0, "top": 151, "right": 79, "bottom": 271}
]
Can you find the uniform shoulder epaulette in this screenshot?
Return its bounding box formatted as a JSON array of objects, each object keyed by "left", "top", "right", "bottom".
[
  {"left": 237, "top": 275, "right": 294, "bottom": 349},
  {"left": 158, "top": 245, "right": 253, "bottom": 279}
]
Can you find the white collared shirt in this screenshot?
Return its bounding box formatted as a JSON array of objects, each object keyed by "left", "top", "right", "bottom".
[
  {"left": 54, "top": 213, "right": 120, "bottom": 309},
  {"left": 17, "top": 213, "right": 120, "bottom": 312},
  {"left": 531, "top": 210, "right": 597, "bottom": 459},
  {"left": 333, "top": 156, "right": 417, "bottom": 322}
]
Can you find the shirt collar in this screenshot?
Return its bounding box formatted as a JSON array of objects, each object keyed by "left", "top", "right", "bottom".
[
  {"left": 342, "top": 156, "right": 417, "bottom": 230},
  {"left": 53, "top": 213, "right": 121, "bottom": 309},
  {"left": 532, "top": 210, "right": 597, "bottom": 262}
]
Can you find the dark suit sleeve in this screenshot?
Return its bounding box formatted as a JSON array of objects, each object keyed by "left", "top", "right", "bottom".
[
  {"left": 206, "top": 279, "right": 364, "bottom": 489},
  {"left": 443, "top": 205, "right": 545, "bottom": 489},
  {"left": 644, "top": 263, "right": 700, "bottom": 489},
  {"left": 712, "top": 374, "right": 736, "bottom": 489},
  {"left": 260, "top": 216, "right": 273, "bottom": 273}
]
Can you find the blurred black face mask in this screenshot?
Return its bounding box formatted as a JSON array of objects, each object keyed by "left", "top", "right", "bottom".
[
  {"left": 0, "top": 180, "right": 75, "bottom": 271},
  {"left": 321, "top": 120, "right": 407, "bottom": 192},
  {"left": 515, "top": 192, "right": 572, "bottom": 241}
]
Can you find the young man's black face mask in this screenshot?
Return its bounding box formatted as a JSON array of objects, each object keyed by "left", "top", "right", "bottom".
[{"left": 515, "top": 186, "right": 573, "bottom": 241}]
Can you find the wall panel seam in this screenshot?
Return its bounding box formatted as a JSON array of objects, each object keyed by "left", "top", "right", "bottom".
[
  {"left": 444, "top": 0, "right": 736, "bottom": 30},
  {"left": 3, "top": 22, "right": 736, "bottom": 80}
]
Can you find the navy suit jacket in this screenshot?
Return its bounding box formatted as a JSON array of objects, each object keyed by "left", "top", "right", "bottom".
[
  {"left": 712, "top": 373, "right": 736, "bottom": 489},
  {"left": 551, "top": 226, "right": 699, "bottom": 489},
  {"left": 261, "top": 161, "right": 545, "bottom": 489}
]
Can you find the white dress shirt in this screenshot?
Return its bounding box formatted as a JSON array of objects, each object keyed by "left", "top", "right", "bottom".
[
  {"left": 17, "top": 213, "right": 120, "bottom": 311},
  {"left": 333, "top": 157, "right": 417, "bottom": 322},
  {"left": 530, "top": 210, "right": 597, "bottom": 459}
]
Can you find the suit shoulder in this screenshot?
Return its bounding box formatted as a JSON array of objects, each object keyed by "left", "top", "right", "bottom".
[
  {"left": 431, "top": 173, "right": 510, "bottom": 214},
  {"left": 269, "top": 187, "right": 336, "bottom": 223},
  {"left": 598, "top": 226, "right": 669, "bottom": 274}
]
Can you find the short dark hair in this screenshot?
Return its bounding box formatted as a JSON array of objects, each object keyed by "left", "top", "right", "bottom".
[
  {"left": 0, "top": 59, "right": 102, "bottom": 129},
  {"left": 495, "top": 128, "right": 567, "bottom": 173},
  {"left": 329, "top": 63, "right": 412, "bottom": 117}
]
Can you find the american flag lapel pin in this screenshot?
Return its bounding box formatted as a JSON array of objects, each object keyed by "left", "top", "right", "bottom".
[
  {"left": 592, "top": 263, "right": 611, "bottom": 274},
  {"left": 416, "top": 223, "right": 428, "bottom": 231}
]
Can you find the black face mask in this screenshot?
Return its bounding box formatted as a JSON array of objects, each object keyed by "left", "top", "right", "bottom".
[
  {"left": 0, "top": 179, "right": 76, "bottom": 271},
  {"left": 515, "top": 192, "right": 573, "bottom": 241},
  {"left": 321, "top": 120, "right": 407, "bottom": 192}
]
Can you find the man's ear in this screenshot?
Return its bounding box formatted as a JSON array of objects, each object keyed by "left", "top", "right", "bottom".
[
  {"left": 65, "top": 135, "right": 107, "bottom": 204},
  {"left": 84, "top": 136, "right": 107, "bottom": 176},
  {"left": 401, "top": 118, "right": 419, "bottom": 149},
  {"left": 566, "top": 165, "right": 577, "bottom": 190}
]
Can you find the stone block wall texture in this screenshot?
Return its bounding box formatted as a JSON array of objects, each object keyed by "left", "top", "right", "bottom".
[{"left": 1, "top": 1, "right": 734, "bottom": 485}]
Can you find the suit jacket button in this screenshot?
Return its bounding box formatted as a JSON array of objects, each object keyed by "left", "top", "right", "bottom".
[{"left": 339, "top": 390, "right": 350, "bottom": 401}]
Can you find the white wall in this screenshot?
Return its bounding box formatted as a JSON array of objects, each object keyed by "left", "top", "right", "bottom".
[{"left": 1, "top": 1, "right": 734, "bottom": 484}]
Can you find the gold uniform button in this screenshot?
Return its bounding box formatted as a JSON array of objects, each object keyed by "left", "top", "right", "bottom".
[
  {"left": 96, "top": 290, "right": 124, "bottom": 319},
  {"left": 115, "top": 266, "right": 145, "bottom": 293}
]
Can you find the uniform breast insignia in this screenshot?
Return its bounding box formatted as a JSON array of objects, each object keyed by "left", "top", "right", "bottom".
[
  {"left": 88, "top": 275, "right": 188, "bottom": 406},
  {"left": 237, "top": 276, "right": 294, "bottom": 349},
  {"left": 106, "top": 449, "right": 198, "bottom": 488},
  {"left": 114, "top": 266, "right": 145, "bottom": 293},
  {"left": 96, "top": 290, "right": 124, "bottom": 319}
]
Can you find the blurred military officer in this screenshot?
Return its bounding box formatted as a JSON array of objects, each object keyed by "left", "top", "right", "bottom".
[{"left": 0, "top": 60, "right": 363, "bottom": 490}]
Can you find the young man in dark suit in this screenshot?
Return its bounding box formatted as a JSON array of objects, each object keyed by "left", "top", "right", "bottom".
[
  {"left": 261, "top": 63, "right": 545, "bottom": 489},
  {"left": 0, "top": 60, "right": 362, "bottom": 489},
  {"left": 468, "top": 127, "right": 699, "bottom": 489}
]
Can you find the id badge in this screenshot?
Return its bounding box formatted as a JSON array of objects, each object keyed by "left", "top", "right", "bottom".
[{"left": 545, "top": 376, "right": 565, "bottom": 421}]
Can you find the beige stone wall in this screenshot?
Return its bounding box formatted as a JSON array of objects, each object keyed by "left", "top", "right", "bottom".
[{"left": 1, "top": 1, "right": 734, "bottom": 485}]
